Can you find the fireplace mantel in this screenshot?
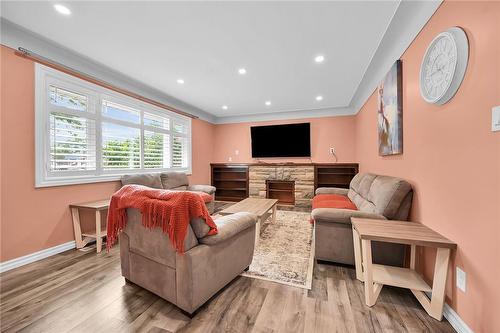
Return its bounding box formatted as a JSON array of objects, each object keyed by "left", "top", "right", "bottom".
[{"left": 210, "top": 163, "right": 359, "bottom": 207}]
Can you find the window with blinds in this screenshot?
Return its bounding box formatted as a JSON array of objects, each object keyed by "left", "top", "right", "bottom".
[{"left": 36, "top": 65, "right": 191, "bottom": 187}]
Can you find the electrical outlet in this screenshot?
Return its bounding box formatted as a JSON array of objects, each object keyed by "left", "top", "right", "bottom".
[
  {"left": 330, "top": 147, "right": 335, "bottom": 154},
  {"left": 492, "top": 106, "right": 500, "bottom": 132},
  {"left": 235, "top": 149, "right": 239, "bottom": 155},
  {"left": 228, "top": 156, "right": 232, "bottom": 162},
  {"left": 456, "top": 267, "right": 466, "bottom": 292}
]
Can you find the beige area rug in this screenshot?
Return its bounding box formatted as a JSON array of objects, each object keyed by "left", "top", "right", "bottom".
[{"left": 241, "top": 210, "right": 315, "bottom": 289}]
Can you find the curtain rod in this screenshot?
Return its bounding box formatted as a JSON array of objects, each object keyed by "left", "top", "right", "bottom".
[{"left": 15, "top": 47, "right": 198, "bottom": 119}]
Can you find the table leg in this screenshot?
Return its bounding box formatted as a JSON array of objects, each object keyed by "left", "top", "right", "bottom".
[
  {"left": 428, "top": 247, "right": 451, "bottom": 320},
  {"left": 352, "top": 226, "right": 363, "bottom": 281},
  {"left": 95, "top": 210, "right": 102, "bottom": 253},
  {"left": 410, "top": 244, "right": 417, "bottom": 270},
  {"left": 271, "top": 205, "right": 277, "bottom": 223},
  {"left": 71, "top": 208, "right": 84, "bottom": 249},
  {"left": 361, "top": 239, "right": 382, "bottom": 306},
  {"left": 254, "top": 217, "right": 261, "bottom": 248}
]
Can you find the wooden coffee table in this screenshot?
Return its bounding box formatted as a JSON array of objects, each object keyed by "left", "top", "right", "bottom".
[
  {"left": 219, "top": 198, "right": 278, "bottom": 247},
  {"left": 351, "top": 218, "right": 457, "bottom": 321}
]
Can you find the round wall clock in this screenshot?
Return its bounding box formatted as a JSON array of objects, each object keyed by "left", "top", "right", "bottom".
[{"left": 419, "top": 27, "right": 469, "bottom": 105}]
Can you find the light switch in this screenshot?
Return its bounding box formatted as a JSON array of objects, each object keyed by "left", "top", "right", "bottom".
[
  {"left": 492, "top": 106, "right": 500, "bottom": 132},
  {"left": 456, "top": 266, "right": 467, "bottom": 292}
]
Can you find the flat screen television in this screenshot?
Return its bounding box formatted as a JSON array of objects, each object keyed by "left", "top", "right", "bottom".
[{"left": 251, "top": 123, "right": 311, "bottom": 158}]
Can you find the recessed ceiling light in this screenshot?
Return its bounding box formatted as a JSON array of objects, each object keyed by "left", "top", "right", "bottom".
[
  {"left": 314, "top": 55, "right": 325, "bottom": 63},
  {"left": 54, "top": 4, "right": 71, "bottom": 15},
  {"left": 222, "top": 105, "right": 228, "bottom": 110},
  {"left": 265, "top": 101, "right": 271, "bottom": 106},
  {"left": 316, "top": 95, "right": 323, "bottom": 101},
  {"left": 238, "top": 68, "right": 247, "bottom": 75},
  {"left": 177, "top": 79, "right": 185, "bottom": 84}
]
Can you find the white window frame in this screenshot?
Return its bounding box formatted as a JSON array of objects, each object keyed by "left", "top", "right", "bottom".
[{"left": 35, "top": 64, "right": 192, "bottom": 187}]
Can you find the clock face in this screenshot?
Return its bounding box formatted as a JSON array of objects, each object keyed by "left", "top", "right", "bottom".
[
  {"left": 420, "top": 27, "right": 469, "bottom": 105},
  {"left": 420, "top": 33, "right": 457, "bottom": 103}
]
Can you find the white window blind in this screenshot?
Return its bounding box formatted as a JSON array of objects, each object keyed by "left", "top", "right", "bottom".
[
  {"left": 49, "top": 112, "right": 96, "bottom": 171},
  {"left": 36, "top": 64, "right": 191, "bottom": 187}
]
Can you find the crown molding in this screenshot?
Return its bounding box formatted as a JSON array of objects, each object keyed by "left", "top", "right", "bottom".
[
  {"left": 213, "top": 106, "right": 355, "bottom": 124},
  {"left": 348, "top": 0, "right": 442, "bottom": 113},
  {"left": 0, "top": 18, "right": 216, "bottom": 123}
]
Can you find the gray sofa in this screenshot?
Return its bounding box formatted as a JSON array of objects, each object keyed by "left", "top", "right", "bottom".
[
  {"left": 312, "top": 173, "right": 413, "bottom": 266},
  {"left": 121, "top": 172, "right": 216, "bottom": 214},
  {"left": 120, "top": 209, "right": 257, "bottom": 314}
]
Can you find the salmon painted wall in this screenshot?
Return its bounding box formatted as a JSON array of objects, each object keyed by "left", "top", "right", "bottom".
[
  {"left": 0, "top": 46, "right": 214, "bottom": 262},
  {"left": 354, "top": 2, "right": 500, "bottom": 332},
  {"left": 213, "top": 116, "right": 357, "bottom": 164},
  {"left": 190, "top": 118, "right": 215, "bottom": 184}
]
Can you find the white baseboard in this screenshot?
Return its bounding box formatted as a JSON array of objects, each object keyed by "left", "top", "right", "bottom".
[
  {"left": 425, "top": 291, "right": 474, "bottom": 333},
  {"left": 0, "top": 241, "right": 76, "bottom": 273}
]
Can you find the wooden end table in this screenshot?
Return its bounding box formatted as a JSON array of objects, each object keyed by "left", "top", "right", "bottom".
[
  {"left": 351, "top": 218, "right": 457, "bottom": 321},
  {"left": 219, "top": 198, "right": 278, "bottom": 247},
  {"left": 70, "top": 199, "right": 110, "bottom": 253}
]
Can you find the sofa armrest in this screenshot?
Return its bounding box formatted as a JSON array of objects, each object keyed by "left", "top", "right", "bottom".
[
  {"left": 311, "top": 208, "right": 386, "bottom": 225},
  {"left": 315, "top": 187, "right": 349, "bottom": 196},
  {"left": 199, "top": 212, "right": 257, "bottom": 245},
  {"left": 187, "top": 184, "right": 216, "bottom": 195}
]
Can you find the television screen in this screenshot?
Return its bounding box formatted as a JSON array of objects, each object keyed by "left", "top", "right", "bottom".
[{"left": 251, "top": 123, "right": 311, "bottom": 158}]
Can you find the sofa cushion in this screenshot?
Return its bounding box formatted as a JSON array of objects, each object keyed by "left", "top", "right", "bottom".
[
  {"left": 161, "top": 172, "right": 189, "bottom": 190},
  {"left": 199, "top": 212, "right": 257, "bottom": 245},
  {"left": 121, "top": 173, "right": 162, "bottom": 189},
  {"left": 347, "top": 173, "right": 412, "bottom": 220},
  {"left": 368, "top": 175, "right": 413, "bottom": 219},
  {"left": 187, "top": 185, "right": 216, "bottom": 195},
  {"left": 311, "top": 208, "right": 386, "bottom": 225}
]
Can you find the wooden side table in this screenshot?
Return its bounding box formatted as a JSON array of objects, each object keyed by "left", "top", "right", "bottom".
[
  {"left": 70, "top": 199, "right": 110, "bottom": 253},
  {"left": 351, "top": 218, "right": 457, "bottom": 321}
]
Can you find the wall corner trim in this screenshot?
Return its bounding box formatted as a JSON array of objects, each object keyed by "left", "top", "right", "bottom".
[
  {"left": 425, "top": 292, "right": 474, "bottom": 333},
  {"left": 0, "top": 241, "right": 76, "bottom": 273}
]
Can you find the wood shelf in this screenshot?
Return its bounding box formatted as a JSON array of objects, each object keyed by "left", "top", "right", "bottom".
[
  {"left": 82, "top": 229, "right": 107, "bottom": 239},
  {"left": 266, "top": 180, "right": 294, "bottom": 205},
  {"left": 211, "top": 164, "right": 249, "bottom": 202},
  {"left": 314, "top": 163, "right": 359, "bottom": 191},
  {"left": 371, "top": 264, "right": 431, "bottom": 292}
]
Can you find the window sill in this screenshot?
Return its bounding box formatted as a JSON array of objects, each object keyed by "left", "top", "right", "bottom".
[{"left": 35, "top": 169, "right": 192, "bottom": 188}]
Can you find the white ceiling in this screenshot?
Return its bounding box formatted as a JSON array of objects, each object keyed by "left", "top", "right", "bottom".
[{"left": 1, "top": 1, "right": 402, "bottom": 118}]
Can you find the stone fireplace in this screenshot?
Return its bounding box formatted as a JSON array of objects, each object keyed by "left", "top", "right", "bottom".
[{"left": 249, "top": 165, "right": 314, "bottom": 208}]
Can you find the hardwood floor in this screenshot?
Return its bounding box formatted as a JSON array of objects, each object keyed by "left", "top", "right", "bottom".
[{"left": 0, "top": 246, "right": 455, "bottom": 333}]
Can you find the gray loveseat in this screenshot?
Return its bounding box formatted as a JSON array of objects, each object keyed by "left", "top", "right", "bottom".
[
  {"left": 312, "top": 173, "right": 413, "bottom": 266},
  {"left": 121, "top": 171, "right": 216, "bottom": 214},
  {"left": 118, "top": 172, "right": 256, "bottom": 314},
  {"left": 120, "top": 209, "right": 257, "bottom": 314}
]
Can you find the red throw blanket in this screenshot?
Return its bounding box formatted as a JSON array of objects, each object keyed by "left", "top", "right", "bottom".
[
  {"left": 310, "top": 194, "right": 358, "bottom": 224},
  {"left": 312, "top": 194, "right": 357, "bottom": 210},
  {"left": 106, "top": 185, "right": 217, "bottom": 253}
]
